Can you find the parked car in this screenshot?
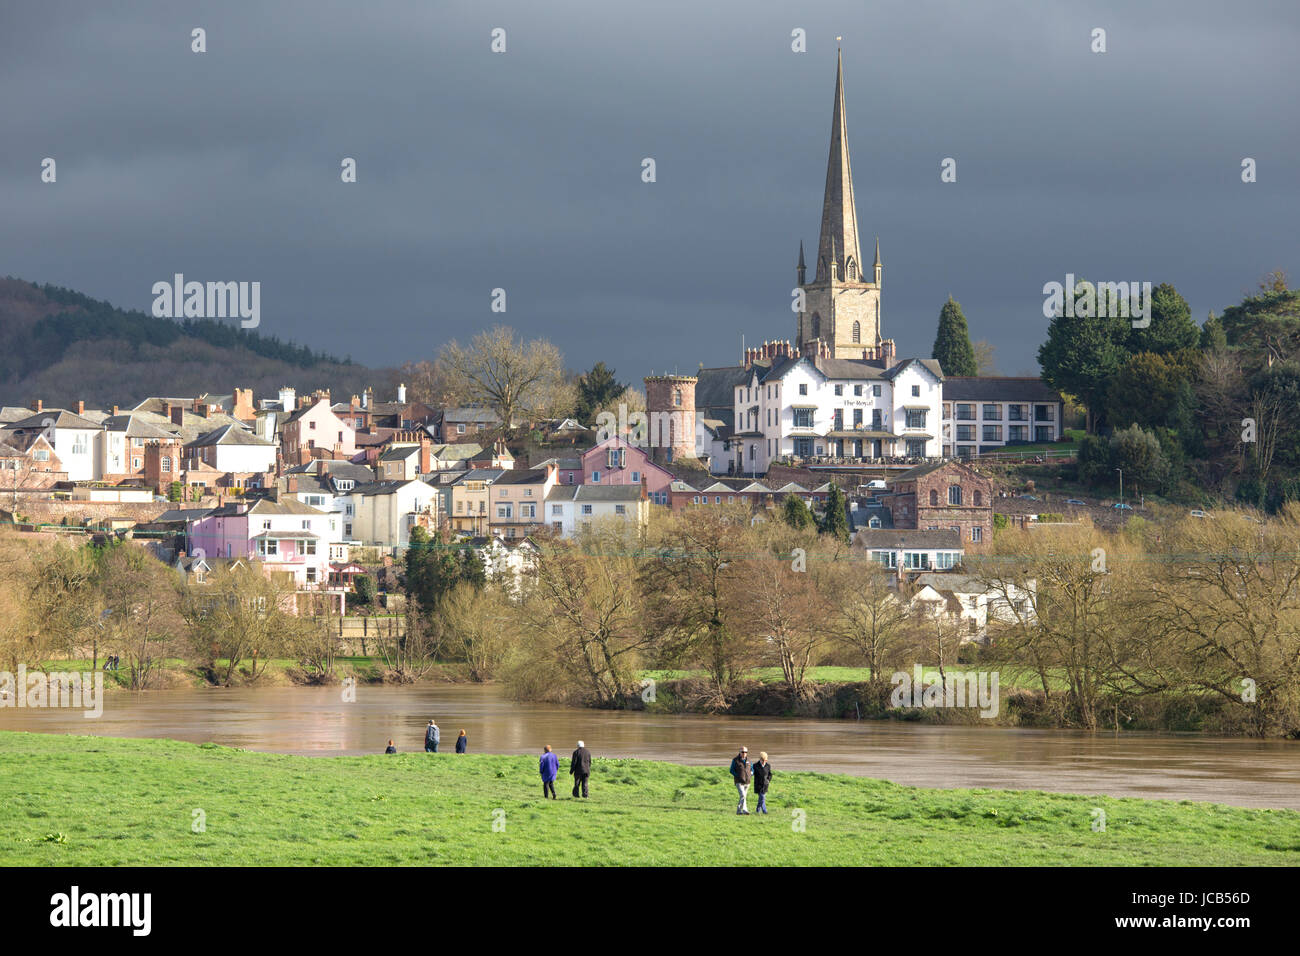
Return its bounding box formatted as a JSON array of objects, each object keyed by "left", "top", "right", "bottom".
[
  {"left": 867, "top": 479, "right": 887, "bottom": 490},
  {"left": 1065, "top": 498, "right": 1087, "bottom": 505},
  {"left": 1113, "top": 502, "right": 1134, "bottom": 511},
  {"left": 1189, "top": 509, "right": 1209, "bottom": 518}
]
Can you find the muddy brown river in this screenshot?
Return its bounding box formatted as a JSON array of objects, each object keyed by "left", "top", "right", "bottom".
[{"left": 2, "top": 684, "right": 1297, "bottom": 809}]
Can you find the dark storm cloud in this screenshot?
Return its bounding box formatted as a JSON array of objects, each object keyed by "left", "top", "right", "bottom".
[{"left": 1, "top": 0, "right": 1297, "bottom": 379}]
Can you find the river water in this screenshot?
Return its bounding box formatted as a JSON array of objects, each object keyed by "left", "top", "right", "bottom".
[{"left": 2, "top": 684, "right": 1297, "bottom": 809}]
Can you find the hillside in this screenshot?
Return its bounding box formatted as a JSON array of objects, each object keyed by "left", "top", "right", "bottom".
[{"left": 0, "top": 277, "right": 388, "bottom": 407}]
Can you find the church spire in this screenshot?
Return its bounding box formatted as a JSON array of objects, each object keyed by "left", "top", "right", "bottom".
[
  {"left": 815, "top": 46, "right": 862, "bottom": 285},
  {"left": 797, "top": 239, "right": 806, "bottom": 286}
]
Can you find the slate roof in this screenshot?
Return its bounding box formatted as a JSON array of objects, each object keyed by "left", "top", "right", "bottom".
[
  {"left": 942, "top": 377, "right": 1063, "bottom": 403},
  {"left": 854, "top": 529, "right": 962, "bottom": 550},
  {"left": 187, "top": 424, "right": 275, "bottom": 448}
]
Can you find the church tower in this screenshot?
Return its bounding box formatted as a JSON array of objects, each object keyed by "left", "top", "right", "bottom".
[{"left": 796, "top": 48, "right": 893, "bottom": 363}]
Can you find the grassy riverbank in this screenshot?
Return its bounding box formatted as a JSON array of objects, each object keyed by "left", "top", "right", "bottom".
[{"left": 2, "top": 732, "right": 1297, "bottom": 866}]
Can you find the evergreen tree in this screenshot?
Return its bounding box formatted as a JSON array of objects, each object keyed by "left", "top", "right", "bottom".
[
  {"left": 1200, "top": 311, "right": 1228, "bottom": 351},
  {"left": 932, "top": 296, "right": 978, "bottom": 377},
  {"left": 1126, "top": 283, "right": 1199, "bottom": 355},
  {"left": 782, "top": 493, "right": 814, "bottom": 530},
  {"left": 819, "top": 485, "right": 851, "bottom": 542},
  {"left": 1037, "top": 278, "right": 1129, "bottom": 433},
  {"left": 574, "top": 361, "right": 626, "bottom": 425}
]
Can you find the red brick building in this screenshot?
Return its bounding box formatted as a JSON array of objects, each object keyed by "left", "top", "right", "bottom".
[{"left": 883, "top": 460, "right": 993, "bottom": 551}]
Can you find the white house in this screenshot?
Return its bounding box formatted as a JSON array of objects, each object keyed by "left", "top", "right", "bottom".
[
  {"left": 342, "top": 479, "right": 440, "bottom": 551},
  {"left": 1, "top": 408, "right": 102, "bottom": 481},
  {"left": 911, "top": 572, "right": 1037, "bottom": 642},
  {"left": 471, "top": 535, "right": 539, "bottom": 594},
  {"left": 725, "top": 355, "right": 945, "bottom": 475},
  {"left": 184, "top": 424, "right": 277, "bottom": 474},
  {"left": 854, "top": 529, "right": 964, "bottom": 575},
  {"left": 544, "top": 484, "right": 649, "bottom": 538}
]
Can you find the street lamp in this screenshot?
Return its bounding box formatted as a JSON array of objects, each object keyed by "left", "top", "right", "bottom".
[{"left": 1115, "top": 468, "right": 1124, "bottom": 522}]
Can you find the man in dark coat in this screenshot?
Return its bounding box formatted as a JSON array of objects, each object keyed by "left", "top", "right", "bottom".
[
  {"left": 570, "top": 740, "right": 592, "bottom": 798},
  {"left": 752, "top": 751, "right": 773, "bottom": 814},
  {"left": 729, "top": 747, "right": 751, "bottom": 815},
  {"left": 424, "top": 719, "right": 440, "bottom": 753}
]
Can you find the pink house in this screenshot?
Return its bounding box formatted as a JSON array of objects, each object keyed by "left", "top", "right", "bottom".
[
  {"left": 581, "top": 436, "right": 673, "bottom": 506},
  {"left": 281, "top": 397, "right": 356, "bottom": 465},
  {"left": 186, "top": 498, "right": 334, "bottom": 588}
]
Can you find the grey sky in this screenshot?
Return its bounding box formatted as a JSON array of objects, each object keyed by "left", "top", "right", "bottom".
[{"left": 2, "top": 0, "right": 1296, "bottom": 382}]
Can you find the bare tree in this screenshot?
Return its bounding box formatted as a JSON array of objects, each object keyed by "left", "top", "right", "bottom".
[{"left": 438, "top": 326, "right": 571, "bottom": 433}]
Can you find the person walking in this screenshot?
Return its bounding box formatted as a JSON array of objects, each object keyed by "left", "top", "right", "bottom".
[
  {"left": 570, "top": 740, "right": 592, "bottom": 798},
  {"left": 729, "top": 746, "right": 751, "bottom": 815},
  {"left": 424, "top": 719, "right": 440, "bottom": 753},
  {"left": 752, "top": 752, "right": 773, "bottom": 814},
  {"left": 539, "top": 745, "right": 560, "bottom": 799},
  {"left": 384, "top": 740, "right": 397, "bottom": 754},
  {"left": 455, "top": 730, "right": 468, "bottom": 754}
]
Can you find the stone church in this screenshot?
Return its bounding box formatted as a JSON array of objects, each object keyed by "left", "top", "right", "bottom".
[{"left": 795, "top": 49, "right": 895, "bottom": 365}]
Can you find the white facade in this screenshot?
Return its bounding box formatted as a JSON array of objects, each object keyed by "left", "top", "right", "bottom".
[
  {"left": 729, "top": 357, "right": 943, "bottom": 475},
  {"left": 344, "top": 480, "right": 440, "bottom": 550},
  {"left": 544, "top": 486, "right": 648, "bottom": 538}
]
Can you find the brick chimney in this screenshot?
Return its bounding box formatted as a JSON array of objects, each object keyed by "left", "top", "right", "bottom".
[
  {"left": 30, "top": 398, "right": 42, "bottom": 412},
  {"left": 232, "top": 388, "right": 255, "bottom": 421},
  {"left": 419, "top": 436, "right": 432, "bottom": 475},
  {"left": 75, "top": 400, "right": 85, "bottom": 415},
  {"left": 112, "top": 405, "right": 120, "bottom": 416},
  {"left": 170, "top": 405, "right": 186, "bottom": 427}
]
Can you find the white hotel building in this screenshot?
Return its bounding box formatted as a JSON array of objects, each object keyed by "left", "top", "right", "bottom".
[{"left": 720, "top": 354, "right": 945, "bottom": 475}]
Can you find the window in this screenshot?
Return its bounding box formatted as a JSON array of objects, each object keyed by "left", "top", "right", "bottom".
[
  {"left": 905, "top": 409, "right": 927, "bottom": 429},
  {"left": 520, "top": 504, "right": 536, "bottom": 519},
  {"left": 592, "top": 470, "right": 600, "bottom": 483},
  {"left": 872, "top": 550, "right": 897, "bottom": 569},
  {"left": 302, "top": 520, "right": 311, "bottom": 530},
  {"left": 956, "top": 404, "right": 975, "bottom": 421},
  {"left": 853, "top": 409, "right": 864, "bottom": 427},
  {"left": 873, "top": 385, "right": 881, "bottom": 397},
  {"left": 262, "top": 520, "right": 272, "bottom": 530},
  {"left": 615, "top": 504, "right": 626, "bottom": 515},
  {"left": 631, "top": 471, "right": 639, "bottom": 483},
  {"left": 972, "top": 526, "right": 983, "bottom": 543},
  {"left": 161, "top": 456, "right": 171, "bottom": 472},
  {"left": 949, "top": 485, "right": 963, "bottom": 505},
  {"left": 833, "top": 410, "right": 843, "bottom": 430},
  {"left": 674, "top": 389, "right": 682, "bottom": 407},
  {"left": 811, "top": 314, "right": 821, "bottom": 339},
  {"left": 132, "top": 458, "right": 142, "bottom": 469},
  {"left": 1008, "top": 404, "right": 1028, "bottom": 422},
  {"left": 306, "top": 567, "right": 317, "bottom": 582},
  {"left": 792, "top": 409, "right": 814, "bottom": 429},
  {"left": 552, "top": 504, "right": 563, "bottom": 516},
  {"left": 929, "top": 489, "right": 939, "bottom": 506},
  {"left": 456, "top": 501, "right": 464, "bottom": 513},
  {"left": 936, "top": 552, "right": 956, "bottom": 570},
  {"left": 983, "top": 404, "right": 1000, "bottom": 420},
  {"left": 983, "top": 425, "right": 1002, "bottom": 442},
  {"left": 304, "top": 539, "right": 317, "bottom": 555},
  {"left": 309, "top": 421, "right": 316, "bottom": 430},
  {"left": 854, "top": 385, "right": 863, "bottom": 396},
  {"left": 973, "top": 490, "right": 983, "bottom": 506},
  {"left": 912, "top": 385, "right": 920, "bottom": 397},
  {"left": 1035, "top": 404, "right": 1055, "bottom": 422},
  {"left": 523, "top": 488, "right": 532, "bottom": 496},
  {"left": 872, "top": 409, "right": 883, "bottom": 430},
  {"left": 834, "top": 385, "right": 843, "bottom": 396},
  {"left": 1035, "top": 425, "right": 1054, "bottom": 442},
  {"left": 457, "top": 424, "right": 466, "bottom": 434},
  {"left": 904, "top": 552, "right": 929, "bottom": 570},
  {"left": 906, "top": 439, "right": 927, "bottom": 457},
  {"left": 798, "top": 383, "right": 808, "bottom": 396},
  {"left": 35, "top": 449, "right": 49, "bottom": 461},
  {"left": 868, "top": 515, "right": 880, "bottom": 528},
  {"left": 344, "top": 523, "right": 352, "bottom": 536},
  {"left": 1008, "top": 425, "right": 1027, "bottom": 442},
  {"left": 852, "top": 321, "right": 861, "bottom": 343},
  {"left": 497, "top": 504, "right": 513, "bottom": 519},
  {"left": 581, "top": 504, "right": 593, "bottom": 515}
]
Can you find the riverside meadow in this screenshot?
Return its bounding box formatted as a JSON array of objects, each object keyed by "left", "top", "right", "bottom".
[{"left": 2, "top": 732, "right": 1297, "bottom": 867}]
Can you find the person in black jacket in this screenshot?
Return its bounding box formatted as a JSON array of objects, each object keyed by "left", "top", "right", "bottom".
[
  {"left": 729, "top": 747, "right": 751, "bottom": 815},
  {"left": 752, "top": 751, "right": 773, "bottom": 814},
  {"left": 455, "top": 730, "right": 468, "bottom": 754},
  {"left": 570, "top": 740, "right": 592, "bottom": 798},
  {"left": 384, "top": 740, "right": 397, "bottom": 754}
]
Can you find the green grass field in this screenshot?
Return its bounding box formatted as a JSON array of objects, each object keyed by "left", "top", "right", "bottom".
[{"left": 2, "top": 732, "right": 1297, "bottom": 866}]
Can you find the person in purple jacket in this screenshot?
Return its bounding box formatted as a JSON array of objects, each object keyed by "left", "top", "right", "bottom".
[{"left": 539, "top": 745, "right": 560, "bottom": 799}]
